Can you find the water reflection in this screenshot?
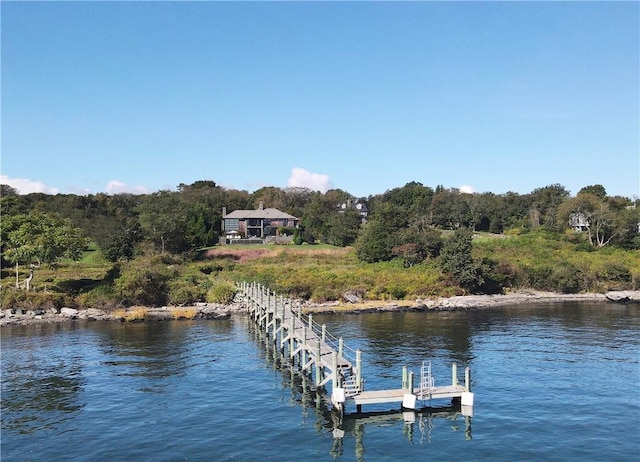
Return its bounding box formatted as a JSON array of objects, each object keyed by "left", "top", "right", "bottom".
[
  {"left": 314, "top": 311, "right": 476, "bottom": 367},
  {"left": 328, "top": 406, "right": 472, "bottom": 460},
  {"left": 93, "top": 320, "right": 232, "bottom": 383},
  {"left": 246, "top": 317, "right": 471, "bottom": 461},
  {"left": 1, "top": 324, "right": 87, "bottom": 435}
]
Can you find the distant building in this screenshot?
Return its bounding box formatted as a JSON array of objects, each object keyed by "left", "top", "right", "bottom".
[
  {"left": 569, "top": 212, "right": 590, "bottom": 232},
  {"left": 222, "top": 202, "right": 299, "bottom": 242},
  {"left": 339, "top": 199, "right": 368, "bottom": 223}
]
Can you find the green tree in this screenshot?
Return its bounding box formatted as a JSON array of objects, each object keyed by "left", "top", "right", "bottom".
[
  {"left": 92, "top": 215, "right": 140, "bottom": 262},
  {"left": 354, "top": 220, "right": 393, "bottom": 263},
  {"left": 391, "top": 226, "right": 443, "bottom": 267},
  {"left": 137, "top": 191, "right": 189, "bottom": 253},
  {"left": 325, "top": 208, "right": 362, "bottom": 247},
  {"left": 529, "top": 184, "right": 570, "bottom": 229},
  {"left": 300, "top": 193, "right": 335, "bottom": 243},
  {"left": 439, "top": 228, "right": 483, "bottom": 291},
  {"left": 557, "top": 192, "right": 628, "bottom": 247},
  {"left": 2, "top": 212, "right": 88, "bottom": 289},
  {"left": 578, "top": 184, "right": 607, "bottom": 198}
]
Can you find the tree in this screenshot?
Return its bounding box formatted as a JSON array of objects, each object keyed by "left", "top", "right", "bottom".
[
  {"left": 392, "top": 226, "right": 442, "bottom": 267},
  {"left": 529, "top": 184, "right": 570, "bottom": 229},
  {"left": 578, "top": 184, "right": 607, "bottom": 198},
  {"left": 429, "top": 188, "right": 470, "bottom": 229},
  {"left": 137, "top": 191, "right": 189, "bottom": 253},
  {"left": 300, "top": 193, "right": 335, "bottom": 243},
  {"left": 439, "top": 228, "right": 483, "bottom": 291},
  {"left": 0, "top": 184, "right": 18, "bottom": 197},
  {"left": 325, "top": 208, "right": 362, "bottom": 247},
  {"left": 557, "top": 193, "right": 626, "bottom": 247},
  {"left": 2, "top": 212, "right": 88, "bottom": 289},
  {"left": 354, "top": 220, "right": 393, "bottom": 263},
  {"left": 92, "top": 215, "right": 140, "bottom": 262}
]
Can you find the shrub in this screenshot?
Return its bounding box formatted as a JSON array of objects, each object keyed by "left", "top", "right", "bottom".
[
  {"left": 75, "top": 285, "right": 119, "bottom": 311},
  {"left": 206, "top": 281, "right": 237, "bottom": 304},
  {"left": 599, "top": 263, "right": 632, "bottom": 283},
  {"left": 0, "top": 288, "right": 74, "bottom": 311},
  {"left": 552, "top": 264, "right": 583, "bottom": 294},
  {"left": 168, "top": 279, "right": 206, "bottom": 306},
  {"left": 114, "top": 257, "right": 174, "bottom": 306}
]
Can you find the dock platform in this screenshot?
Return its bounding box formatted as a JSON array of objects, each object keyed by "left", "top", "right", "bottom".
[{"left": 238, "top": 281, "right": 474, "bottom": 416}]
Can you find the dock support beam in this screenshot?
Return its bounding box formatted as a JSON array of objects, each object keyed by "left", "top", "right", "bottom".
[
  {"left": 452, "top": 363, "right": 458, "bottom": 386},
  {"left": 465, "top": 367, "right": 471, "bottom": 392},
  {"left": 356, "top": 350, "right": 362, "bottom": 389}
]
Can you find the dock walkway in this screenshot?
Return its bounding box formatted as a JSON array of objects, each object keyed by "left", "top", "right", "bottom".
[{"left": 238, "top": 282, "right": 474, "bottom": 415}]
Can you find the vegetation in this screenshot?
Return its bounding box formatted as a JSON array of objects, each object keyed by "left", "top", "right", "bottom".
[{"left": 1, "top": 180, "right": 638, "bottom": 310}]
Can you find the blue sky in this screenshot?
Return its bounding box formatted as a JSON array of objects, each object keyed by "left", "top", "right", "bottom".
[{"left": 2, "top": 1, "right": 638, "bottom": 198}]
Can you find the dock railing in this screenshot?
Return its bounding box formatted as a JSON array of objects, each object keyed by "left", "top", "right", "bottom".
[{"left": 237, "top": 281, "right": 473, "bottom": 415}]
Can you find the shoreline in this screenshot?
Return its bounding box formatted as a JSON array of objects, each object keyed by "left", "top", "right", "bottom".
[{"left": 2, "top": 290, "right": 639, "bottom": 327}]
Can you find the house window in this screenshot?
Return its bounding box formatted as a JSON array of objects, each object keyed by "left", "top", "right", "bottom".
[
  {"left": 247, "top": 219, "right": 261, "bottom": 227},
  {"left": 225, "top": 219, "right": 239, "bottom": 232}
]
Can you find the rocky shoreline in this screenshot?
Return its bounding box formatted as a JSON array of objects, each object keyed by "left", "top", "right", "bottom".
[
  {"left": 1, "top": 290, "right": 638, "bottom": 327},
  {"left": 302, "top": 290, "right": 640, "bottom": 314},
  {"left": 0, "top": 302, "right": 243, "bottom": 327}
]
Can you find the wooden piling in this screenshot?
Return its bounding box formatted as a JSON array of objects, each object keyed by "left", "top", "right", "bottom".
[
  {"left": 452, "top": 363, "right": 458, "bottom": 386},
  {"left": 465, "top": 367, "right": 471, "bottom": 392},
  {"left": 238, "top": 281, "right": 471, "bottom": 416}
]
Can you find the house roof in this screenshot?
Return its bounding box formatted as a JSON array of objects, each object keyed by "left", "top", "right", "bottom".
[{"left": 224, "top": 208, "right": 298, "bottom": 220}]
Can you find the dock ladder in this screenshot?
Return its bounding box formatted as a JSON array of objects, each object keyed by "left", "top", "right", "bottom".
[{"left": 418, "top": 360, "right": 435, "bottom": 400}]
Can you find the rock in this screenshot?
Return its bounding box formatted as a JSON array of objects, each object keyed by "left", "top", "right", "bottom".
[
  {"left": 343, "top": 293, "right": 361, "bottom": 304},
  {"left": 60, "top": 307, "right": 79, "bottom": 316},
  {"left": 605, "top": 291, "right": 640, "bottom": 303}
]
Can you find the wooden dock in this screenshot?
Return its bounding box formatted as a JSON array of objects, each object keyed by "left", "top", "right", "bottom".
[{"left": 238, "top": 281, "right": 474, "bottom": 415}]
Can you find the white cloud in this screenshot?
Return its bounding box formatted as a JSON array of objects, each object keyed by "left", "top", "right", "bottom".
[
  {"left": 287, "top": 167, "right": 332, "bottom": 193},
  {"left": 0, "top": 175, "right": 59, "bottom": 194},
  {"left": 105, "top": 180, "right": 149, "bottom": 195},
  {"left": 459, "top": 185, "right": 475, "bottom": 194}
]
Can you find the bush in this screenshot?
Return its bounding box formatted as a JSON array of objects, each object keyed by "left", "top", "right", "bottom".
[
  {"left": 114, "top": 257, "right": 175, "bottom": 306},
  {"left": 0, "top": 287, "right": 73, "bottom": 311},
  {"left": 168, "top": 279, "right": 206, "bottom": 305},
  {"left": 206, "top": 281, "right": 237, "bottom": 304},
  {"left": 552, "top": 264, "right": 584, "bottom": 294},
  {"left": 75, "top": 285, "right": 119, "bottom": 310}
]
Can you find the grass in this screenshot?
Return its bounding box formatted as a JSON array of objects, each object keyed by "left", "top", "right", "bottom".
[
  {"left": 112, "top": 307, "right": 149, "bottom": 321},
  {"left": 170, "top": 307, "right": 199, "bottom": 319},
  {"left": 2, "top": 235, "right": 638, "bottom": 311}
]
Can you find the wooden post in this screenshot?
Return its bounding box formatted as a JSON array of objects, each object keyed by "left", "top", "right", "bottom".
[
  {"left": 402, "top": 366, "right": 408, "bottom": 390},
  {"left": 356, "top": 349, "right": 362, "bottom": 390},
  {"left": 465, "top": 367, "right": 471, "bottom": 392},
  {"left": 289, "top": 308, "right": 295, "bottom": 358},
  {"left": 452, "top": 363, "right": 458, "bottom": 386},
  {"left": 315, "top": 340, "right": 322, "bottom": 386},
  {"left": 260, "top": 288, "right": 264, "bottom": 327},
  {"left": 272, "top": 294, "right": 279, "bottom": 341},
  {"left": 338, "top": 337, "right": 344, "bottom": 358},
  {"left": 322, "top": 324, "right": 326, "bottom": 342},
  {"left": 301, "top": 326, "right": 307, "bottom": 366},
  {"left": 308, "top": 313, "right": 313, "bottom": 330},
  {"left": 408, "top": 371, "right": 414, "bottom": 392},
  {"left": 332, "top": 351, "right": 339, "bottom": 388}
]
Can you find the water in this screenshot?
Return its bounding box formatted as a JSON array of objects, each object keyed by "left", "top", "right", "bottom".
[{"left": 2, "top": 302, "right": 639, "bottom": 461}]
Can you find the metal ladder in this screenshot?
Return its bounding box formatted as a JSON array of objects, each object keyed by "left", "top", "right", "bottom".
[
  {"left": 418, "top": 360, "right": 435, "bottom": 400},
  {"left": 340, "top": 366, "right": 361, "bottom": 397}
]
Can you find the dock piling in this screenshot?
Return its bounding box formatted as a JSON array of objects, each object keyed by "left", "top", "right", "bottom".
[{"left": 238, "top": 281, "right": 472, "bottom": 416}]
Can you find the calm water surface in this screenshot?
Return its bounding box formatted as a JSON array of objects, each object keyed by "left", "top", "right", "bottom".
[{"left": 2, "top": 302, "right": 639, "bottom": 461}]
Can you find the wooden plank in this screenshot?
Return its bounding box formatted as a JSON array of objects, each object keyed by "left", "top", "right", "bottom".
[{"left": 353, "top": 385, "right": 466, "bottom": 405}]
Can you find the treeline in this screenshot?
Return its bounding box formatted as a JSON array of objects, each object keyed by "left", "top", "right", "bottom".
[
  {"left": 2, "top": 180, "right": 638, "bottom": 260},
  {"left": 1, "top": 180, "right": 639, "bottom": 308}
]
